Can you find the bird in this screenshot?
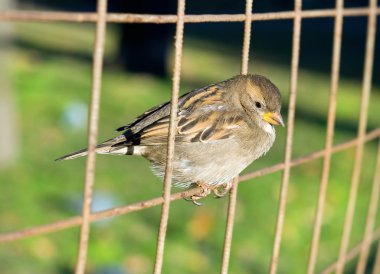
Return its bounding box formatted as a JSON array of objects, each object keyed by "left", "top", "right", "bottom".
[{"left": 57, "top": 74, "right": 284, "bottom": 205}]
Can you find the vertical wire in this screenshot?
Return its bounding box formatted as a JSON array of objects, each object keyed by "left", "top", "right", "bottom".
[
  {"left": 153, "top": 1, "right": 185, "bottom": 273},
  {"left": 306, "top": 0, "right": 343, "bottom": 273},
  {"left": 241, "top": 0, "right": 253, "bottom": 75},
  {"left": 373, "top": 237, "right": 380, "bottom": 274},
  {"left": 269, "top": 0, "right": 302, "bottom": 273},
  {"left": 319, "top": 227, "right": 380, "bottom": 274},
  {"left": 335, "top": 0, "right": 377, "bottom": 272},
  {"left": 356, "top": 140, "right": 380, "bottom": 273},
  {"left": 220, "top": 1, "right": 253, "bottom": 272},
  {"left": 74, "top": 0, "right": 107, "bottom": 273},
  {"left": 220, "top": 177, "right": 240, "bottom": 274}
]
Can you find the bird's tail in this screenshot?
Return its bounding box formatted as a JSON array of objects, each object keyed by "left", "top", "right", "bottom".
[
  {"left": 55, "top": 144, "right": 112, "bottom": 161},
  {"left": 55, "top": 148, "right": 89, "bottom": 161},
  {"left": 55, "top": 135, "right": 129, "bottom": 161}
]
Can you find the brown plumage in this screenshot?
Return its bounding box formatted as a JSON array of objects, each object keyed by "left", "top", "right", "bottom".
[{"left": 57, "top": 74, "right": 284, "bottom": 202}]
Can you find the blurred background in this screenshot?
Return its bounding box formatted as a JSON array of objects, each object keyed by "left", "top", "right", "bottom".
[{"left": 0, "top": 0, "right": 379, "bottom": 273}]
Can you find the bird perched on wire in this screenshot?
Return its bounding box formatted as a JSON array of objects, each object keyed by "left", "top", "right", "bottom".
[{"left": 57, "top": 74, "right": 284, "bottom": 205}]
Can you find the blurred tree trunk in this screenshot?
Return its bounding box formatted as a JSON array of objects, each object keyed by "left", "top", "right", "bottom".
[{"left": 0, "top": 0, "right": 19, "bottom": 169}]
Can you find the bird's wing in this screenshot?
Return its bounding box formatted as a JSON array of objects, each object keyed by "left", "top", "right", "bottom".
[
  {"left": 177, "top": 109, "right": 245, "bottom": 143},
  {"left": 130, "top": 109, "right": 245, "bottom": 145},
  {"left": 115, "top": 101, "right": 170, "bottom": 132},
  {"left": 133, "top": 80, "right": 244, "bottom": 145},
  {"left": 109, "top": 81, "right": 244, "bottom": 147},
  {"left": 56, "top": 81, "right": 240, "bottom": 159}
]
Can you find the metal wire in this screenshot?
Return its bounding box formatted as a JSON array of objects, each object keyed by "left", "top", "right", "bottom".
[
  {"left": 240, "top": 0, "right": 253, "bottom": 76},
  {"left": 374, "top": 239, "right": 380, "bottom": 274},
  {"left": 0, "top": 8, "right": 379, "bottom": 23},
  {"left": 153, "top": 1, "right": 185, "bottom": 273},
  {"left": 74, "top": 0, "right": 107, "bottom": 273},
  {"left": 269, "top": 0, "right": 301, "bottom": 273},
  {"left": 220, "top": 2, "right": 253, "bottom": 272},
  {"left": 336, "top": 0, "right": 378, "bottom": 272},
  {"left": 356, "top": 141, "right": 380, "bottom": 273},
  {"left": 321, "top": 227, "right": 380, "bottom": 274},
  {"left": 221, "top": 177, "right": 240, "bottom": 274},
  {"left": 306, "top": 0, "right": 343, "bottom": 273},
  {"left": 0, "top": 129, "right": 379, "bottom": 244},
  {"left": 0, "top": 2, "right": 378, "bottom": 274}
]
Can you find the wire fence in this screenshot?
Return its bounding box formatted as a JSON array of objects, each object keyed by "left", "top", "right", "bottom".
[{"left": 0, "top": 0, "right": 379, "bottom": 274}]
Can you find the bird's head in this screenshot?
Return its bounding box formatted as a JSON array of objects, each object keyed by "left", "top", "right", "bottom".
[{"left": 235, "top": 74, "right": 285, "bottom": 128}]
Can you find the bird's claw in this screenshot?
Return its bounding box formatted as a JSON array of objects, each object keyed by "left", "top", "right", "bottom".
[
  {"left": 213, "top": 181, "right": 233, "bottom": 198},
  {"left": 184, "top": 182, "right": 212, "bottom": 206}
]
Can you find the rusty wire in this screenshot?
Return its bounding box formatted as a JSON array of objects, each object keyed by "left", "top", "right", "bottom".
[
  {"left": 356, "top": 140, "right": 380, "bottom": 273},
  {"left": 74, "top": 1, "right": 107, "bottom": 273},
  {"left": 221, "top": 177, "right": 240, "bottom": 274},
  {"left": 0, "top": 2, "right": 379, "bottom": 274},
  {"left": 321, "top": 227, "right": 380, "bottom": 274},
  {"left": 374, "top": 238, "right": 380, "bottom": 274},
  {"left": 336, "top": 0, "right": 378, "bottom": 272},
  {"left": 269, "top": 0, "right": 302, "bottom": 273},
  {"left": 153, "top": 0, "right": 185, "bottom": 273},
  {"left": 240, "top": 0, "right": 253, "bottom": 76},
  {"left": 220, "top": 2, "right": 253, "bottom": 272},
  {"left": 0, "top": 8, "right": 380, "bottom": 23},
  {"left": 306, "top": 0, "right": 343, "bottom": 273},
  {"left": 0, "top": 129, "right": 379, "bottom": 244}
]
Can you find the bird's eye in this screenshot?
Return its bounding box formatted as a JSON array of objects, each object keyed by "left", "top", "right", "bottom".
[{"left": 255, "top": 102, "right": 262, "bottom": 108}]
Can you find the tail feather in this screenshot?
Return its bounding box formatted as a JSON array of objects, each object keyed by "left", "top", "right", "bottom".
[
  {"left": 55, "top": 135, "right": 129, "bottom": 161},
  {"left": 55, "top": 148, "right": 89, "bottom": 161}
]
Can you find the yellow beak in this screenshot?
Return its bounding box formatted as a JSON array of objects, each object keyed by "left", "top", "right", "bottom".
[{"left": 263, "top": 112, "right": 285, "bottom": 127}]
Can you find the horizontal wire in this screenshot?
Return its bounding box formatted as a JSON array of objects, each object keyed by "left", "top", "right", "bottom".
[
  {"left": 0, "top": 5, "right": 378, "bottom": 274},
  {"left": 0, "top": 7, "right": 379, "bottom": 23},
  {"left": 0, "top": 129, "right": 378, "bottom": 243}
]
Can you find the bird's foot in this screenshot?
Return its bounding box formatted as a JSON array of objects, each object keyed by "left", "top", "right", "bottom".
[
  {"left": 185, "top": 181, "right": 212, "bottom": 206},
  {"left": 213, "top": 181, "right": 233, "bottom": 198}
]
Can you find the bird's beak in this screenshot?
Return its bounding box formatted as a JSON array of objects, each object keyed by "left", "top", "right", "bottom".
[{"left": 262, "top": 112, "right": 285, "bottom": 127}]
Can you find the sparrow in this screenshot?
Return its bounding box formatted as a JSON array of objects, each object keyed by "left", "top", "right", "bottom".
[{"left": 57, "top": 74, "right": 284, "bottom": 204}]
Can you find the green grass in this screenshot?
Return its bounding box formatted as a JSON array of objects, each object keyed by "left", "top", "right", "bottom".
[{"left": 0, "top": 22, "right": 379, "bottom": 274}]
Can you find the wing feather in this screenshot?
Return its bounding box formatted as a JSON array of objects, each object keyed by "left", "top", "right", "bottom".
[{"left": 112, "top": 81, "right": 244, "bottom": 146}]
